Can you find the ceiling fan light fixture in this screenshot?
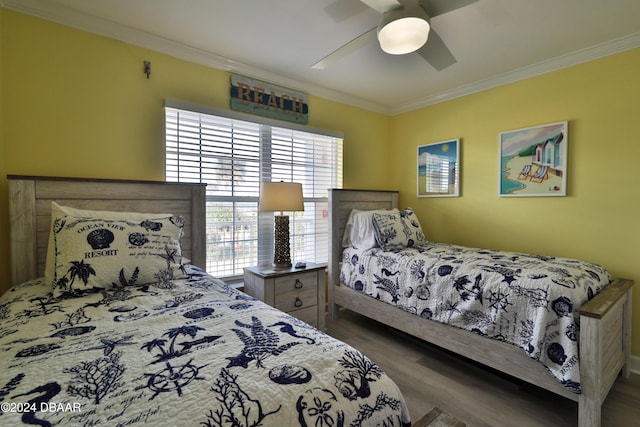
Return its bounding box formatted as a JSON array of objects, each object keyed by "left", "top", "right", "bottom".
[{"left": 378, "top": 7, "right": 430, "bottom": 55}]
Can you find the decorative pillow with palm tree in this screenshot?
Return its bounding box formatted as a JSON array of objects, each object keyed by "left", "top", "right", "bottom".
[{"left": 49, "top": 210, "right": 186, "bottom": 298}]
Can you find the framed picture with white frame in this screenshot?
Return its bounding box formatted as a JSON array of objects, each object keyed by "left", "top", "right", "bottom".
[
  {"left": 417, "top": 139, "right": 460, "bottom": 197},
  {"left": 499, "top": 121, "right": 568, "bottom": 197}
]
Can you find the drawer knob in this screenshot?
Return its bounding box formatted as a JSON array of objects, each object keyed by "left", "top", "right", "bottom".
[
  {"left": 294, "top": 279, "right": 303, "bottom": 289},
  {"left": 294, "top": 297, "right": 303, "bottom": 308}
]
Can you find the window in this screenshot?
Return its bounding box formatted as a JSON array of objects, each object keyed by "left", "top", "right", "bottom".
[{"left": 165, "top": 100, "right": 343, "bottom": 281}]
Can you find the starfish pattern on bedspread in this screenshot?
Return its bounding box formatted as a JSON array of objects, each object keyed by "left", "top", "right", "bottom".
[
  {"left": 340, "top": 242, "right": 612, "bottom": 394},
  {"left": 0, "top": 265, "right": 411, "bottom": 426}
]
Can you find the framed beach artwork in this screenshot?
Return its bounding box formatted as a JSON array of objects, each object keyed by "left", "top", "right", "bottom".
[
  {"left": 417, "top": 139, "right": 460, "bottom": 197},
  {"left": 499, "top": 121, "right": 568, "bottom": 197}
]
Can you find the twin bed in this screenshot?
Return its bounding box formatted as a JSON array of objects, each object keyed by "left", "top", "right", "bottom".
[
  {"left": 0, "top": 176, "right": 411, "bottom": 427},
  {"left": 328, "top": 189, "right": 633, "bottom": 427}
]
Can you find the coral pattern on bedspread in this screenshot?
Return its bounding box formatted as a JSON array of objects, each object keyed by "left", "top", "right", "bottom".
[
  {"left": 340, "top": 242, "right": 612, "bottom": 394},
  {"left": 0, "top": 265, "right": 410, "bottom": 426}
]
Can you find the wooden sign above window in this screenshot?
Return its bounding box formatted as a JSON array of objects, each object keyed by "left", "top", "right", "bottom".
[{"left": 230, "top": 74, "right": 309, "bottom": 124}]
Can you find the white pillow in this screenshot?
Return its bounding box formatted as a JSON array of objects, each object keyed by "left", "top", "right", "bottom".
[
  {"left": 46, "top": 202, "right": 184, "bottom": 296},
  {"left": 347, "top": 208, "right": 399, "bottom": 250},
  {"left": 341, "top": 209, "right": 360, "bottom": 247}
]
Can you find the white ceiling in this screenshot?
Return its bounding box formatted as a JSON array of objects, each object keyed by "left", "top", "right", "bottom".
[{"left": 3, "top": 0, "right": 640, "bottom": 115}]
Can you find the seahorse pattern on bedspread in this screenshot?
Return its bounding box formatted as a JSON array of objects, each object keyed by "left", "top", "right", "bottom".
[
  {"left": 340, "top": 242, "right": 612, "bottom": 394},
  {"left": 0, "top": 265, "right": 410, "bottom": 426}
]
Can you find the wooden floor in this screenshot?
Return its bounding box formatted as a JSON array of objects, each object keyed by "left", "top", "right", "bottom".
[{"left": 325, "top": 309, "right": 640, "bottom": 427}]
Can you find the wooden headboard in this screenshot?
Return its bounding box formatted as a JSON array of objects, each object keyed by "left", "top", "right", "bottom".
[
  {"left": 7, "top": 175, "right": 207, "bottom": 288},
  {"left": 327, "top": 189, "right": 398, "bottom": 314}
]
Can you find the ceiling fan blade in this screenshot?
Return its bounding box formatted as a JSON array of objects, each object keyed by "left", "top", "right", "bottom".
[
  {"left": 419, "top": 0, "right": 479, "bottom": 18},
  {"left": 360, "top": 0, "right": 402, "bottom": 14},
  {"left": 324, "top": 0, "right": 370, "bottom": 23},
  {"left": 417, "top": 29, "right": 456, "bottom": 71},
  {"left": 312, "top": 28, "right": 377, "bottom": 70}
]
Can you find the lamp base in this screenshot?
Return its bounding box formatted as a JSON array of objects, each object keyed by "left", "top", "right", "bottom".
[
  {"left": 273, "top": 215, "right": 292, "bottom": 269},
  {"left": 273, "top": 261, "right": 292, "bottom": 269}
]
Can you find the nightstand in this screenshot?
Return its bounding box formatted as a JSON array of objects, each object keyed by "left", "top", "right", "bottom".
[{"left": 243, "top": 263, "right": 326, "bottom": 330}]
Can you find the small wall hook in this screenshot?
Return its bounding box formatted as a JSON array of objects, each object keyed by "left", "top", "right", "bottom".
[{"left": 143, "top": 61, "right": 151, "bottom": 79}]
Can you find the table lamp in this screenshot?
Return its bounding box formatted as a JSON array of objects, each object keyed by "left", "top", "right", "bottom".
[{"left": 258, "top": 181, "right": 304, "bottom": 268}]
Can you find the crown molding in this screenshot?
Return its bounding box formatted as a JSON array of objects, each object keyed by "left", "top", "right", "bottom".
[
  {"left": 391, "top": 32, "right": 640, "bottom": 115},
  {"left": 3, "top": 0, "right": 639, "bottom": 116}
]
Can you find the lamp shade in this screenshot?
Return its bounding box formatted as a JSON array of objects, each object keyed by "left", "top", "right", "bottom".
[
  {"left": 378, "top": 6, "right": 430, "bottom": 55},
  {"left": 259, "top": 182, "right": 304, "bottom": 212}
]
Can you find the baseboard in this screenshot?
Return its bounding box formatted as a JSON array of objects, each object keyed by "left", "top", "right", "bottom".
[{"left": 631, "top": 355, "right": 640, "bottom": 375}]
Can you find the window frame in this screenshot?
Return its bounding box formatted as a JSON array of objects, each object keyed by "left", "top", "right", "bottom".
[{"left": 164, "top": 99, "right": 343, "bottom": 281}]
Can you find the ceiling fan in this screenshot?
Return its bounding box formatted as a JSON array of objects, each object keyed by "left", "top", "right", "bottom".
[{"left": 313, "top": 0, "right": 479, "bottom": 71}]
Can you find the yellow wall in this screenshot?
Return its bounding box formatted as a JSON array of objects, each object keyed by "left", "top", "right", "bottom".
[
  {"left": 0, "top": 10, "right": 391, "bottom": 289},
  {"left": 1, "top": 10, "right": 639, "bottom": 355},
  {"left": 0, "top": 8, "right": 7, "bottom": 288},
  {"left": 392, "top": 48, "right": 640, "bottom": 354}
]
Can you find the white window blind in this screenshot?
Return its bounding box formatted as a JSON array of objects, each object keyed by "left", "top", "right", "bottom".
[
  {"left": 165, "top": 100, "right": 343, "bottom": 280},
  {"left": 425, "top": 154, "right": 452, "bottom": 193}
]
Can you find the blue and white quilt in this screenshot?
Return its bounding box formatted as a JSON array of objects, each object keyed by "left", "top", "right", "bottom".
[
  {"left": 340, "top": 242, "right": 612, "bottom": 394},
  {"left": 0, "top": 265, "right": 410, "bottom": 426}
]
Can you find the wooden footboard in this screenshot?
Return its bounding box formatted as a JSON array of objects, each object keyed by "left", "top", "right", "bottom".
[
  {"left": 328, "top": 188, "right": 634, "bottom": 427},
  {"left": 333, "top": 279, "right": 633, "bottom": 426},
  {"left": 578, "top": 278, "right": 633, "bottom": 427}
]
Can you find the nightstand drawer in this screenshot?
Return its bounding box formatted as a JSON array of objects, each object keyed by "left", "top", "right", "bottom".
[
  {"left": 273, "top": 272, "right": 318, "bottom": 296},
  {"left": 275, "top": 287, "right": 317, "bottom": 312},
  {"left": 290, "top": 306, "right": 318, "bottom": 327}
]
